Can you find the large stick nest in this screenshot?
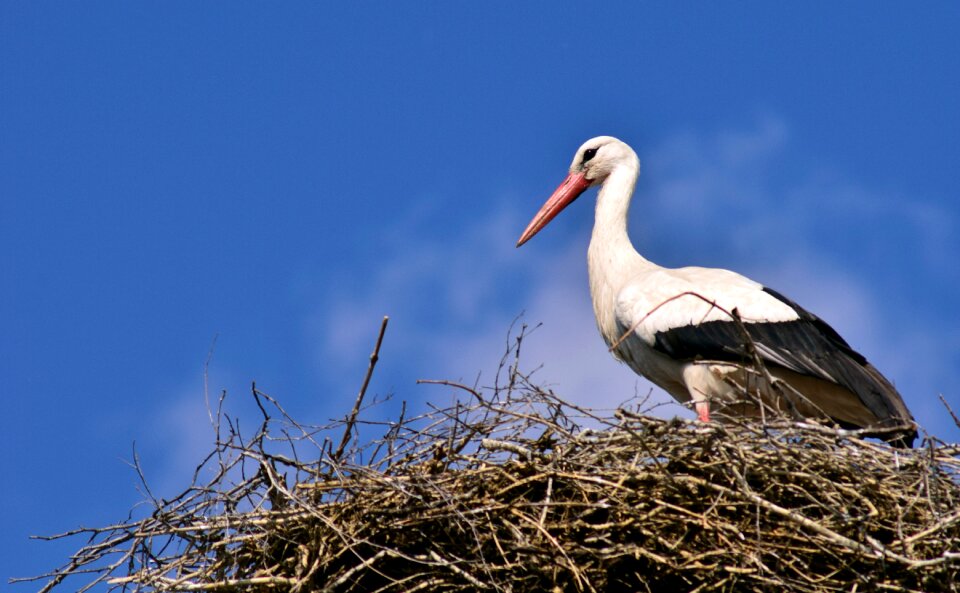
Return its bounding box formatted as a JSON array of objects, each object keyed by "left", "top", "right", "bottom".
[{"left": 21, "top": 327, "right": 960, "bottom": 593}]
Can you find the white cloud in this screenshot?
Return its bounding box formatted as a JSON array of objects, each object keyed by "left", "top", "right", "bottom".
[
  {"left": 312, "top": 201, "right": 670, "bottom": 418},
  {"left": 143, "top": 364, "right": 252, "bottom": 499},
  {"left": 148, "top": 386, "right": 218, "bottom": 495}
]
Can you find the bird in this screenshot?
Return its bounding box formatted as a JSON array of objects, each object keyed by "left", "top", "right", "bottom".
[{"left": 516, "top": 136, "right": 917, "bottom": 447}]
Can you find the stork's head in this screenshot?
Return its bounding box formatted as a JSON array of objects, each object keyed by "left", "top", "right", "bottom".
[{"left": 517, "top": 136, "right": 637, "bottom": 247}]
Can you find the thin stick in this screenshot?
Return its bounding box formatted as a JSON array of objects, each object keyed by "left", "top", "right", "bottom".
[
  {"left": 331, "top": 316, "right": 390, "bottom": 464},
  {"left": 939, "top": 394, "right": 960, "bottom": 430},
  {"left": 203, "top": 333, "right": 219, "bottom": 426}
]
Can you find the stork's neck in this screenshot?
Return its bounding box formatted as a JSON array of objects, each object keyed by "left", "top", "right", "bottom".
[
  {"left": 588, "top": 160, "right": 653, "bottom": 275},
  {"left": 587, "top": 159, "right": 655, "bottom": 346},
  {"left": 591, "top": 165, "right": 640, "bottom": 256}
]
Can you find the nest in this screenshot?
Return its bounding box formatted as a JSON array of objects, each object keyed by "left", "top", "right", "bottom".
[{"left": 20, "top": 323, "right": 960, "bottom": 593}]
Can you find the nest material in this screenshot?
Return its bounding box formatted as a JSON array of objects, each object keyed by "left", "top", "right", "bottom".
[{"left": 21, "top": 331, "right": 960, "bottom": 593}]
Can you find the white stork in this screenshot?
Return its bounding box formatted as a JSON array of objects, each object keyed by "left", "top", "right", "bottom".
[{"left": 517, "top": 136, "right": 917, "bottom": 446}]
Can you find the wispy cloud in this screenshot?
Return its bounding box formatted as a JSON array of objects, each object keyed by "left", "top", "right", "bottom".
[
  {"left": 146, "top": 385, "right": 219, "bottom": 496},
  {"left": 313, "top": 117, "right": 959, "bottom": 441},
  {"left": 144, "top": 364, "right": 257, "bottom": 499}
]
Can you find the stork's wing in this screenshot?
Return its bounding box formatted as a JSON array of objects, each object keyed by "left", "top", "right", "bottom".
[{"left": 658, "top": 287, "right": 914, "bottom": 433}]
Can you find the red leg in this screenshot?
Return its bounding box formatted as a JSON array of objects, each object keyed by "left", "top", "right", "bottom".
[{"left": 695, "top": 400, "right": 711, "bottom": 422}]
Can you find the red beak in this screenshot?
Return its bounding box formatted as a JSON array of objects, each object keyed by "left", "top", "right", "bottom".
[{"left": 516, "top": 171, "right": 592, "bottom": 247}]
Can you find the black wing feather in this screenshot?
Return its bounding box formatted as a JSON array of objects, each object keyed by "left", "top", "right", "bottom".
[{"left": 652, "top": 286, "right": 916, "bottom": 443}]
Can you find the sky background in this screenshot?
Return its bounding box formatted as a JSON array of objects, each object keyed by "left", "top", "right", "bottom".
[{"left": 3, "top": 3, "right": 959, "bottom": 587}]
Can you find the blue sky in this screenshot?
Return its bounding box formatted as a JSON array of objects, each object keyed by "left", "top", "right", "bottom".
[{"left": 3, "top": 3, "right": 959, "bottom": 586}]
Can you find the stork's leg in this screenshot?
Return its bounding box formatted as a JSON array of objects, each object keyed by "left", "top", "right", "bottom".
[
  {"left": 695, "top": 400, "right": 711, "bottom": 423},
  {"left": 682, "top": 363, "right": 716, "bottom": 423}
]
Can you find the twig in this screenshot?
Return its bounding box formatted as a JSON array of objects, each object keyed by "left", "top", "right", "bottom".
[
  {"left": 332, "top": 316, "right": 390, "bottom": 464},
  {"left": 939, "top": 394, "right": 960, "bottom": 430},
  {"left": 203, "top": 333, "right": 219, "bottom": 427}
]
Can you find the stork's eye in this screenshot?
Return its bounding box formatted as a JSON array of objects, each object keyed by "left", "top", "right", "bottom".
[{"left": 582, "top": 148, "right": 598, "bottom": 164}]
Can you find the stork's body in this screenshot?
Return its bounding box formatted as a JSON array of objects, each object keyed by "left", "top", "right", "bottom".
[{"left": 518, "top": 136, "right": 917, "bottom": 446}]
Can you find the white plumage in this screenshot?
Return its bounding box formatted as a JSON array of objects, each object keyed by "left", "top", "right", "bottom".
[{"left": 517, "top": 136, "right": 917, "bottom": 446}]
